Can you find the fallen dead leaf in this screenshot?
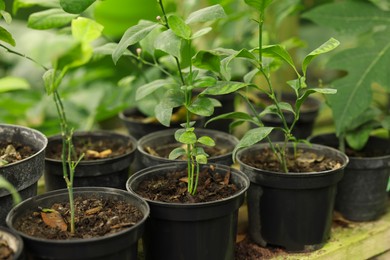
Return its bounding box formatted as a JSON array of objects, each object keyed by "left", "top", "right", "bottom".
[{"left": 41, "top": 210, "right": 67, "bottom": 231}]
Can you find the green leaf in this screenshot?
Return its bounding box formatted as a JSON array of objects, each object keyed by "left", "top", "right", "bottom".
[
  {"left": 326, "top": 29, "right": 390, "bottom": 136},
  {"left": 0, "top": 1, "right": 4, "bottom": 10},
  {"left": 192, "top": 27, "right": 212, "bottom": 39},
  {"left": 381, "top": 115, "right": 390, "bottom": 130},
  {"left": 13, "top": 0, "right": 60, "bottom": 14},
  {"left": 302, "top": 1, "right": 390, "bottom": 35},
  {"left": 154, "top": 89, "right": 185, "bottom": 126},
  {"left": 244, "top": 0, "right": 273, "bottom": 13},
  {"left": 196, "top": 154, "right": 207, "bottom": 164},
  {"left": 206, "top": 111, "right": 257, "bottom": 127},
  {"left": 42, "top": 69, "right": 58, "bottom": 94},
  {"left": 346, "top": 121, "right": 377, "bottom": 150},
  {"left": 28, "top": 8, "right": 77, "bottom": 29},
  {"left": 154, "top": 102, "right": 173, "bottom": 127},
  {"left": 193, "top": 50, "right": 221, "bottom": 73},
  {"left": 1, "top": 10, "right": 12, "bottom": 24},
  {"left": 262, "top": 45, "right": 297, "bottom": 75},
  {"left": 136, "top": 79, "right": 173, "bottom": 101},
  {"left": 201, "top": 81, "right": 250, "bottom": 95},
  {"left": 185, "top": 4, "right": 226, "bottom": 24},
  {"left": 302, "top": 37, "right": 339, "bottom": 76},
  {"left": 72, "top": 17, "right": 103, "bottom": 44},
  {"left": 60, "top": 0, "right": 96, "bottom": 14},
  {"left": 296, "top": 87, "right": 336, "bottom": 113},
  {"left": 0, "top": 26, "right": 15, "bottom": 46},
  {"left": 169, "top": 147, "right": 186, "bottom": 160},
  {"left": 179, "top": 131, "right": 197, "bottom": 145},
  {"left": 233, "top": 127, "right": 274, "bottom": 161},
  {"left": 198, "top": 136, "right": 215, "bottom": 147},
  {"left": 168, "top": 15, "right": 191, "bottom": 40},
  {"left": 193, "top": 76, "right": 217, "bottom": 88},
  {"left": 154, "top": 29, "right": 182, "bottom": 59},
  {"left": 260, "top": 102, "right": 295, "bottom": 117},
  {"left": 55, "top": 42, "right": 91, "bottom": 71},
  {"left": 112, "top": 20, "right": 158, "bottom": 64},
  {"left": 0, "top": 77, "right": 30, "bottom": 93},
  {"left": 188, "top": 96, "right": 214, "bottom": 116}
]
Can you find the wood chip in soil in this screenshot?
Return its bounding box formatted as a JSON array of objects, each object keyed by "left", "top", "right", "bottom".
[{"left": 13, "top": 195, "right": 144, "bottom": 240}]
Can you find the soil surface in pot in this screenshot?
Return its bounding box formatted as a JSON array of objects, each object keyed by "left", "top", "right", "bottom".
[
  {"left": 0, "top": 240, "right": 14, "bottom": 260},
  {"left": 46, "top": 137, "right": 133, "bottom": 161},
  {"left": 145, "top": 143, "right": 228, "bottom": 159},
  {"left": 0, "top": 141, "right": 35, "bottom": 166},
  {"left": 13, "top": 195, "right": 143, "bottom": 240},
  {"left": 135, "top": 165, "right": 239, "bottom": 203},
  {"left": 242, "top": 147, "right": 342, "bottom": 173}
]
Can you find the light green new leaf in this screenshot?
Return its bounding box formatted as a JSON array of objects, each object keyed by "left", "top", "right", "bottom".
[
  {"left": 112, "top": 20, "right": 158, "bottom": 64},
  {"left": 233, "top": 127, "right": 274, "bottom": 161},
  {"left": 326, "top": 30, "right": 390, "bottom": 136},
  {"left": 262, "top": 45, "right": 298, "bottom": 75},
  {"left": 13, "top": 0, "right": 59, "bottom": 14},
  {"left": 198, "top": 136, "right": 215, "bottom": 147},
  {"left": 201, "top": 81, "right": 251, "bottom": 95},
  {"left": 1, "top": 10, "right": 12, "bottom": 24},
  {"left": 169, "top": 147, "right": 186, "bottom": 160},
  {"left": 244, "top": 0, "right": 273, "bottom": 13},
  {"left": 188, "top": 96, "right": 214, "bottom": 116},
  {"left": 0, "top": 77, "right": 30, "bottom": 93},
  {"left": 302, "top": 38, "right": 339, "bottom": 77},
  {"left": 0, "top": 26, "right": 15, "bottom": 46},
  {"left": 192, "top": 27, "right": 212, "bottom": 39},
  {"left": 196, "top": 154, "right": 207, "bottom": 164},
  {"left": 179, "top": 131, "right": 197, "bottom": 145},
  {"left": 72, "top": 17, "right": 103, "bottom": 44},
  {"left": 185, "top": 4, "right": 226, "bottom": 24},
  {"left": 302, "top": 1, "right": 390, "bottom": 35},
  {"left": 60, "top": 0, "right": 96, "bottom": 14},
  {"left": 168, "top": 15, "right": 191, "bottom": 40},
  {"left": 28, "top": 8, "right": 77, "bottom": 29},
  {"left": 155, "top": 29, "right": 182, "bottom": 59},
  {"left": 136, "top": 79, "right": 174, "bottom": 101},
  {"left": 193, "top": 50, "right": 221, "bottom": 74},
  {"left": 42, "top": 69, "right": 57, "bottom": 94}
]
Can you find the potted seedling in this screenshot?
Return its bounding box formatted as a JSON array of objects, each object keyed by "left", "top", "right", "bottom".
[
  {"left": 205, "top": 0, "right": 349, "bottom": 252},
  {"left": 0, "top": 0, "right": 48, "bottom": 226},
  {"left": 6, "top": 2, "right": 149, "bottom": 259},
  {"left": 304, "top": 0, "right": 390, "bottom": 221},
  {"left": 112, "top": 1, "right": 250, "bottom": 259}
]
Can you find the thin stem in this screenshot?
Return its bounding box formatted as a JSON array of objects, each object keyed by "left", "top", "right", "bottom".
[{"left": 0, "top": 43, "right": 48, "bottom": 71}]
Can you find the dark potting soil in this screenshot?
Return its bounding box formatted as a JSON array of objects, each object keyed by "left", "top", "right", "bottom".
[
  {"left": 135, "top": 165, "right": 239, "bottom": 203},
  {"left": 242, "top": 147, "right": 342, "bottom": 173},
  {"left": 0, "top": 141, "right": 35, "bottom": 166},
  {"left": 0, "top": 241, "right": 14, "bottom": 260},
  {"left": 13, "top": 195, "right": 143, "bottom": 240},
  {"left": 46, "top": 136, "right": 133, "bottom": 161}
]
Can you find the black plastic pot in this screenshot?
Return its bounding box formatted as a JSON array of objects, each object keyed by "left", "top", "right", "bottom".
[
  {"left": 6, "top": 187, "right": 149, "bottom": 260},
  {"left": 0, "top": 226, "right": 24, "bottom": 260},
  {"left": 0, "top": 124, "right": 47, "bottom": 226},
  {"left": 119, "top": 108, "right": 205, "bottom": 140},
  {"left": 44, "top": 131, "right": 137, "bottom": 191},
  {"left": 250, "top": 93, "right": 321, "bottom": 141},
  {"left": 126, "top": 163, "right": 250, "bottom": 260},
  {"left": 135, "top": 128, "right": 238, "bottom": 172},
  {"left": 237, "top": 142, "right": 348, "bottom": 252},
  {"left": 310, "top": 134, "right": 390, "bottom": 221}
]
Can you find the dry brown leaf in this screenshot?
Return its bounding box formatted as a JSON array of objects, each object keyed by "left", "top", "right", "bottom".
[
  {"left": 41, "top": 210, "right": 67, "bottom": 231},
  {"left": 85, "top": 206, "right": 102, "bottom": 215}
]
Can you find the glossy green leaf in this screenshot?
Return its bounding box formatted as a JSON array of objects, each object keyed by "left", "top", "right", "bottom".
[
  {"left": 0, "top": 77, "right": 30, "bottom": 93},
  {"left": 168, "top": 15, "right": 191, "bottom": 40},
  {"left": 0, "top": 26, "right": 15, "bottom": 46},
  {"left": 179, "top": 131, "right": 197, "bottom": 145},
  {"left": 154, "top": 29, "right": 182, "bottom": 59},
  {"left": 112, "top": 20, "right": 159, "bottom": 64},
  {"left": 188, "top": 96, "right": 214, "bottom": 116},
  {"left": 28, "top": 8, "right": 77, "bottom": 29},
  {"left": 260, "top": 102, "right": 295, "bottom": 117},
  {"left": 185, "top": 4, "right": 226, "bottom": 24},
  {"left": 233, "top": 127, "right": 274, "bottom": 161},
  {"left": 198, "top": 136, "right": 215, "bottom": 147},
  {"left": 296, "top": 87, "right": 336, "bottom": 113},
  {"left": 13, "top": 0, "right": 60, "bottom": 14},
  {"left": 136, "top": 79, "right": 173, "bottom": 101},
  {"left": 169, "top": 147, "right": 186, "bottom": 160},
  {"left": 302, "top": 37, "right": 339, "bottom": 77},
  {"left": 262, "top": 45, "right": 297, "bottom": 75},
  {"left": 201, "top": 81, "right": 250, "bottom": 95},
  {"left": 60, "top": 0, "right": 96, "bottom": 14},
  {"left": 193, "top": 76, "right": 217, "bottom": 88},
  {"left": 72, "top": 17, "right": 103, "bottom": 44},
  {"left": 193, "top": 50, "right": 221, "bottom": 74}
]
